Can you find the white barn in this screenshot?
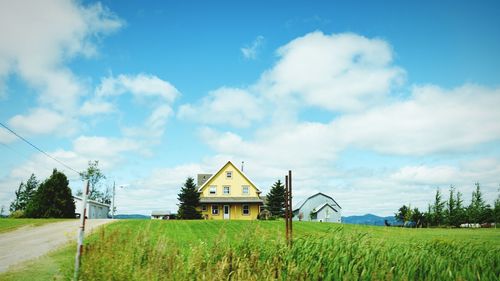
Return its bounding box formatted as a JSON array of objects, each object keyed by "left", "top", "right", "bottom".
[
  {"left": 292, "top": 193, "right": 342, "bottom": 223},
  {"left": 73, "top": 196, "right": 110, "bottom": 219}
]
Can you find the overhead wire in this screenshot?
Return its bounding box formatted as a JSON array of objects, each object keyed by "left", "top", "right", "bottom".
[{"left": 0, "top": 122, "right": 80, "bottom": 175}]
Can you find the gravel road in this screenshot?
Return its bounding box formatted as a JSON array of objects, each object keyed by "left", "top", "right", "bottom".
[{"left": 0, "top": 219, "right": 113, "bottom": 273}]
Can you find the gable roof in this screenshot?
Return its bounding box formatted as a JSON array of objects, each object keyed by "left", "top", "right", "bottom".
[
  {"left": 197, "top": 161, "right": 261, "bottom": 193},
  {"left": 312, "top": 202, "right": 338, "bottom": 214},
  {"left": 293, "top": 192, "right": 342, "bottom": 211}
]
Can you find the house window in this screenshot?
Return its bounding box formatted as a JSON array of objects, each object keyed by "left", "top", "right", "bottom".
[
  {"left": 242, "top": 185, "right": 249, "bottom": 195},
  {"left": 201, "top": 205, "right": 207, "bottom": 212},
  {"left": 223, "top": 186, "right": 230, "bottom": 195},
  {"left": 209, "top": 186, "right": 216, "bottom": 195},
  {"left": 242, "top": 204, "right": 250, "bottom": 215},
  {"left": 212, "top": 205, "right": 219, "bottom": 215},
  {"left": 226, "top": 171, "right": 232, "bottom": 179}
]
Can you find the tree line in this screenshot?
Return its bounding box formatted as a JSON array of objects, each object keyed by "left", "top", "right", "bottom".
[
  {"left": 395, "top": 183, "right": 500, "bottom": 227},
  {"left": 7, "top": 161, "right": 109, "bottom": 218}
]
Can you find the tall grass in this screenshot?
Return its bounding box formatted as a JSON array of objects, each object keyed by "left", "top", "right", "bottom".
[{"left": 76, "top": 222, "right": 499, "bottom": 281}]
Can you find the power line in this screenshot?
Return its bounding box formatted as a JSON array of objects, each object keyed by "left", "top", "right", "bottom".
[{"left": 0, "top": 122, "right": 80, "bottom": 175}]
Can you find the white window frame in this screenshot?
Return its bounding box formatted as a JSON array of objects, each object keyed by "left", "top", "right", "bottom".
[
  {"left": 226, "top": 171, "right": 232, "bottom": 179},
  {"left": 209, "top": 185, "right": 216, "bottom": 195},
  {"left": 212, "top": 205, "right": 219, "bottom": 215},
  {"left": 242, "top": 204, "right": 250, "bottom": 215},
  {"left": 201, "top": 204, "right": 207, "bottom": 212},
  {"left": 242, "top": 185, "right": 249, "bottom": 195},
  {"left": 223, "top": 186, "right": 230, "bottom": 195}
]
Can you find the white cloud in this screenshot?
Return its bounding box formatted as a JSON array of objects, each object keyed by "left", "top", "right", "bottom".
[
  {"left": 73, "top": 136, "right": 141, "bottom": 159},
  {"left": 96, "top": 74, "right": 179, "bottom": 103},
  {"left": 8, "top": 107, "right": 77, "bottom": 136},
  {"left": 332, "top": 84, "right": 500, "bottom": 155},
  {"left": 178, "top": 87, "right": 264, "bottom": 128},
  {"left": 258, "top": 31, "right": 405, "bottom": 112},
  {"left": 241, "top": 35, "right": 264, "bottom": 60},
  {"left": 80, "top": 99, "right": 115, "bottom": 116},
  {"left": 0, "top": 0, "right": 123, "bottom": 112}
]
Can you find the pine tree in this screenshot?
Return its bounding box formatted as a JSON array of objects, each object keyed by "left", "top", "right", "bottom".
[
  {"left": 266, "top": 180, "right": 285, "bottom": 217},
  {"left": 9, "top": 174, "right": 39, "bottom": 212},
  {"left": 177, "top": 177, "right": 202, "bottom": 219},
  {"left": 432, "top": 188, "right": 445, "bottom": 226},
  {"left": 494, "top": 186, "right": 500, "bottom": 227},
  {"left": 446, "top": 185, "right": 456, "bottom": 226},
  {"left": 467, "top": 182, "right": 486, "bottom": 223},
  {"left": 24, "top": 169, "right": 75, "bottom": 218}
]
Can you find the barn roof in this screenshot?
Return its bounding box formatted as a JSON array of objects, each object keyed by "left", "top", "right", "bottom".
[
  {"left": 312, "top": 202, "right": 338, "bottom": 214},
  {"left": 292, "top": 192, "right": 342, "bottom": 211}
]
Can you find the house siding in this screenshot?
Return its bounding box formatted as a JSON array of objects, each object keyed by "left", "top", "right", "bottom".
[{"left": 198, "top": 203, "right": 260, "bottom": 220}]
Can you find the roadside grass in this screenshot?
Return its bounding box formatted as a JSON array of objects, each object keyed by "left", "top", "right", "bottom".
[
  {"left": 0, "top": 244, "right": 74, "bottom": 281},
  {"left": 1, "top": 220, "right": 498, "bottom": 280},
  {"left": 0, "top": 218, "right": 73, "bottom": 233}
]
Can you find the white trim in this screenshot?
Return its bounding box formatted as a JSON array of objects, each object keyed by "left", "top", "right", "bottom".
[{"left": 197, "top": 161, "right": 261, "bottom": 193}]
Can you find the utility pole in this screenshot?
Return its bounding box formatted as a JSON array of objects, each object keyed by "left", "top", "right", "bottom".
[
  {"left": 74, "top": 180, "right": 89, "bottom": 281},
  {"left": 284, "top": 170, "right": 293, "bottom": 246},
  {"left": 111, "top": 181, "right": 115, "bottom": 219}
]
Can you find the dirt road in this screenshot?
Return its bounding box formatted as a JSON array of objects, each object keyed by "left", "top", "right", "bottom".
[{"left": 0, "top": 219, "right": 113, "bottom": 273}]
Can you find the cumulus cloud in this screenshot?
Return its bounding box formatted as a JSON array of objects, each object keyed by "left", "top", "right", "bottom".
[
  {"left": 332, "top": 84, "right": 500, "bottom": 155},
  {"left": 7, "top": 107, "right": 78, "bottom": 137},
  {"left": 95, "top": 74, "right": 180, "bottom": 140},
  {"left": 241, "top": 35, "right": 264, "bottom": 60},
  {"left": 258, "top": 31, "right": 405, "bottom": 112},
  {"left": 0, "top": 0, "right": 123, "bottom": 112},
  {"left": 178, "top": 87, "right": 264, "bottom": 128}
]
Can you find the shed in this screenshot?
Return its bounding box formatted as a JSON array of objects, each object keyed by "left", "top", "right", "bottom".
[
  {"left": 151, "top": 210, "right": 171, "bottom": 220},
  {"left": 73, "top": 196, "right": 110, "bottom": 219}
]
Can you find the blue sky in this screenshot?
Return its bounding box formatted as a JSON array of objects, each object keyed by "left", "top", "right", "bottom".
[{"left": 1, "top": 0, "right": 500, "bottom": 216}]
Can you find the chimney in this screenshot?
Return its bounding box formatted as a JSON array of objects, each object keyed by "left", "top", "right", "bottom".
[{"left": 241, "top": 161, "right": 244, "bottom": 172}]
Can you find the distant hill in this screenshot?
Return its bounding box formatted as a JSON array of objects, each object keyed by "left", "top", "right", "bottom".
[
  {"left": 114, "top": 214, "right": 150, "bottom": 219},
  {"left": 342, "top": 214, "right": 399, "bottom": 226}
]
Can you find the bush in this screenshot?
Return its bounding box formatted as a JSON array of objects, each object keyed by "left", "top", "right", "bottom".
[{"left": 9, "top": 210, "right": 25, "bottom": 218}]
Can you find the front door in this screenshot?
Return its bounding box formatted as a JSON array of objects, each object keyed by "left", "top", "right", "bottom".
[{"left": 223, "top": 205, "right": 230, "bottom": 219}]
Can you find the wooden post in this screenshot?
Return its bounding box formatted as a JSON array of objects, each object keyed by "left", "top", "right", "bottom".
[
  {"left": 74, "top": 180, "right": 89, "bottom": 281},
  {"left": 284, "top": 175, "right": 289, "bottom": 243},
  {"left": 288, "top": 170, "right": 292, "bottom": 245}
]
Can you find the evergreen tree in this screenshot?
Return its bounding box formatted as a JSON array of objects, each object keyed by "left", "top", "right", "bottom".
[
  {"left": 266, "top": 180, "right": 285, "bottom": 217},
  {"left": 494, "top": 187, "right": 500, "bottom": 226},
  {"left": 467, "top": 182, "right": 486, "bottom": 223},
  {"left": 453, "top": 190, "right": 465, "bottom": 227},
  {"left": 432, "top": 188, "right": 445, "bottom": 226},
  {"left": 177, "top": 177, "right": 202, "bottom": 219},
  {"left": 9, "top": 174, "right": 39, "bottom": 212},
  {"left": 411, "top": 208, "right": 425, "bottom": 227},
  {"left": 446, "top": 185, "right": 456, "bottom": 226},
  {"left": 24, "top": 169, "right": 75, "bottom": 218}
]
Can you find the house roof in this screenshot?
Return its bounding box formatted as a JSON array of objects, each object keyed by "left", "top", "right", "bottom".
[
  {"left": 200, "top": 197, "right": 264, "bottom": 203},
  {"left": 312, "top": 202, "right": 338, "bottom": 214},
  {"left": 197, "top": 161, "right": 261, "bottom": 193},
  {"left": 292, "top": 192, "right": 342, "bottom": 211},
  {"left": 73, "top": 196, "right": 110, "bottom": 208}
]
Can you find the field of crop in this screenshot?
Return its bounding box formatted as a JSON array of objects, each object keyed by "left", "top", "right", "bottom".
[
  {"left": 76, "top": 220, "right": 499, "bottom": 281},
  {"left": 1, "top": 220, "right": 498, "bottom": 281}
]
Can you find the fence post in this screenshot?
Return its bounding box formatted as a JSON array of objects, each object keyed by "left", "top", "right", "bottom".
[
  {"left": 288, "top": 170, "right": 292, "bottom": 245},
  {"left": 74, "top": 180, "right": 89, "bottom": 281},
  {"left": 284, "top": 175, "right": 289, "bottom": 243}
]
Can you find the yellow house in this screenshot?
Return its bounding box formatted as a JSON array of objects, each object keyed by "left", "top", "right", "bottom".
[{"left": 197, "top": 161, "right": 263, "bottom": 220}]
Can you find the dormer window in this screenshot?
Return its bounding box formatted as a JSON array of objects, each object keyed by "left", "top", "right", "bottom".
[{"left": 226, "top": 171, "right": 232, "bottom": 179}]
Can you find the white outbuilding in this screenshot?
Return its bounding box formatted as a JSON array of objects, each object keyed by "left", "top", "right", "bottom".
[
  {"left": 73, "top": 196, "right": 110, "bottom": 219},
  {"left": 292, "top": 193, "right": 342, "bottom": 223}
]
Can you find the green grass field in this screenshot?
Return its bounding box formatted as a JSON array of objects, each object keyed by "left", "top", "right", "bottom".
[
  {"left": 1, "top": 220, "right": 499, "bottom": 280},
  {"left": 0, "top": 218, "right": 69, "bottom": 233}
]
